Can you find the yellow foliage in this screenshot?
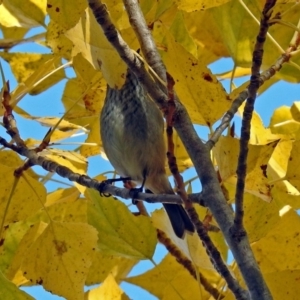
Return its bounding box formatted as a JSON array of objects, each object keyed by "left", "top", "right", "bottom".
[
  {"left": 0, "top": 151, "right": 46, "bottom": 225},
  {"left": 0, "top": 0, "right": 46, "bottom": 28},
  {"left": 214, "top": 136, "right": 278, "bottom": 201},
  {"left": 252, "top": 206, "right": 300, "bottom": 276},
  {"left": 1, "top": 52, "right": 65, "bottom": 97},
  {"left": 65, "top": 8, "right": 127, "bottom": 88},
  {"left": 86, "top": 189, "right": 157, "bottom": 259},
  {"left": 0, "top": 271, "right": 34, "bottom": 300},
  {"left": 160, "top": 27, "right": 230, "bottom": 125},
  {"left": 126, "top": 253, "right": 219, "bottom": 299},
  {"left": 8, "top": 221, "right": 98, "bottom": 300},
  {"left": 85, "top": 274, "right": 130, "bottom": 300},
  {"left": 10, "top": 55, "right": 65, "bottom": 106},
  {"left": 1, "top": 0, "right": 300, "bottom": 299},
  {"left": 47, "top": 0, "right": 87, "bottom": 30},
  {"left": 86, "top": 251, "right": 137, "bottom": 285}
]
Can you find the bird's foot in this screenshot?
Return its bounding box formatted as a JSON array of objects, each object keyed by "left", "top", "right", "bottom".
[
  {"left": 129, "top": 186, "right": 144, "bottom": 205},
  {"left": 99, "top": 177, "right": 131, "bottom": 197}
]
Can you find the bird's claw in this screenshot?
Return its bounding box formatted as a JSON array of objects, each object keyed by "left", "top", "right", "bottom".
[
  {"left": 99, "top": 177, "right": 131, "bottom": 197},
  {"left": 130, "top": 187, "right": 143, "bottom": 205}
]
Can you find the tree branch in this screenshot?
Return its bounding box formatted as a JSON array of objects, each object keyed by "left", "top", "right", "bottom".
[
  {"left": 123, "top": 0, "right": 166, "bottom": 81},
  {"left": 157, "top": 229, "right": 225, "bottom": 300},
  {"left": 87, "top": 0, "right": 272, "bottom": 298},
  {"left": 233, "top": 0, "right": 277, "bottom": 231},
  {"left": 207, "top": 50, "right": 292, "bottom": 150},
  {"left": 0, "top": 136, "right": 207, "bottom": 207},
  {"left": 116, "top": 2, "right": 248, "bottom": 297}
]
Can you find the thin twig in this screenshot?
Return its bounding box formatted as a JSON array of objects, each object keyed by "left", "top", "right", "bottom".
[
  {"left": 157, "top": 229, "right": 225, "bottom": 300},
  {"left": 2, "top": 81, "right": 26, "bottom": 147},
  {"left": 123, "top": 0, "right": 166, "bottom": 81},
  {"left": 207, "top": 42, "right": 294, "bottom": 150},
  {"left": 233, "top": 0, "right": 277, "bottom": 231},
  {"left": 208, "top": 4, "right": 300, "bottom": 149},
  {"left": 0, "top": 136, "right": 205, "bottom": 206},
  {"left": 207, "top": 90, "right": 248, "bottom": 149}
]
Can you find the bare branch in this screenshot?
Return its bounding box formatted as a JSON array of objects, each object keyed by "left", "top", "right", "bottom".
[
  {"left": 208, "top": 0, "right": 300, "bottom": 149},
  {"left": 0, "top": 136, "right": 206, "bottom": 207},
  {"left": 207, "top": 90, "right": 248, "bottom": 149},
  {"left": 157, "top": 229, "right": 226, "bottom": 300},
  {"left": 207, "top": 51, "right": 292, "bottom": 150},
  {"left": 123, "top": 0, "right": 166, "bottom": 81},
  {"left": 234, "top": 0, "right": 277, "bottom": 231}
]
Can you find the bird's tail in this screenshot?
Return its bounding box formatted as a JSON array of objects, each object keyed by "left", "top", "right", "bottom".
[
  {"left": 147, "top": 173, "right": 195, "bottom": 238},
  {"left": 163, "top": 203, "right": 194, "bottom": 238}
]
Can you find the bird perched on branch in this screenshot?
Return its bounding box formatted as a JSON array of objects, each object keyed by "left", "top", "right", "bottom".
[{"left": 100, "top": 69, "right": 194, "bottom": 238}]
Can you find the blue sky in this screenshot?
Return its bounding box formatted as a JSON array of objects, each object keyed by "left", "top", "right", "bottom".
[{"left": 1, "top": 25, "right": 299, "bottom": 299}]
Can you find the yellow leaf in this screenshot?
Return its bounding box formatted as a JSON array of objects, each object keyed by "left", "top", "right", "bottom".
[
  {"left": 243, "top": 193, "right": 280, "bottom": 242},
  {"left": 0, "top": 156, "right": 46, "bottom": 225},
  {"left": 62, "top": 54, "right": 106, "bottom": 157},
  {"left": 252, "top": 206, "right": 300, "bottom": 274},
  {"left": 210, "top": 0, "right": 257, "bottom": 67},
  {"left": 0, "top": 0, "right": 46, "bottom": 28},
  {"left": 0, "top": 220, "right": 34, "bottom": 279},
  {"left": 85, "top": 274, "right": 130, "bottom": 300},
  {"left": 7, "top": 222, "right": 48, "bottom": 284},
  {"left": 0, "top": 25, "right": 28, "bottom": 39},
  {"left": 213, "top": 136, "right": 278, "bottom": 201},
  {"left": 11, "top": 55, "right": 65, "bottom": 105},
  {"left": 102, "top": 0, "right": 131, "bottom": 31},
  {"left": 41, "top": 149, "right": 87, "bottom": 171},
  {"left": 65, "top": 8, "right": 127, "bottom": 88},
  {"left": 14, "top": 221, "right": 97, "bottom": 300},
  {"left": 86, "top": 189, "right": 157, "bottom": 259},
  {"left": 72, "top": 53, "right": 106, "bottom": 115},
  {"left": 152, "top": 209, "right": 215, "bottom": 270},
  {"left": 19, "top": 115, "right": 88, "bottom": 132},
  {"left": 42, "top": 198, "right": 87, "bottom": 223},
  {"left": 217, "top": 67, "right": 251, "bottom": 80},
  {"left": 268, "top": 139, "right": 292, "bottom": 180},
  {"left": 266, "top": 3, "right": 300, "bottom": 82},
  {"left": 290, "top": 101, "right": 300, "bottom": 122},
  {"left": 271, "top": 181, "right": 300, "bottom": 210},
  {"left": 0, "top": 272, "right": 34, "bottom": 300},
  {"left": 175, "top": 0, "right": 231, "bottom": 12},
  {"left": 264, "top": 270, "right": 300, "bottom": 300},
  {"left": 45, "top": 187, "right": 80, "bottom": 206},
  {"left": 160, "top": 27, "right": 230, "bottom": 125},
  {"left": 169, "top": 11, "right": 197, "bottom": 58},
  {"left": 46, "top": 20, "right": 73, "bottom": 59},
  {"left": 47, "top": 0, "right": 87, "bottom": 30},
  {"left": 210, "top": 1, "right": 300, "bottom": 81},
  {"left": 183, "top": 9, "right": 229, "bottom": 61},
  {"left": 126, "top": 254, "right": 210, "bottom": 299},
  {"left": 86, "top": 251, "right": 137, "bottom": 285},
  {"left": 284, "top": 140, "right": 300, "bottom": 191},
  {"left": 0, "top": 151, "right": 38, "bottom": 179},
  {"left": 270, "top": 105, "right": 300, "bottom": 138},
  {"left": 45, "top": 128, "right": 81, "bottom": 143},
  {"left": 0, "top": 53, "right": 58, "bottom": 83},
  {"left": 238, "top": 104, "right": 278, "bottom": 145},
  {"left": 81, "top": 117, "right": 101, "bottom": 157}
]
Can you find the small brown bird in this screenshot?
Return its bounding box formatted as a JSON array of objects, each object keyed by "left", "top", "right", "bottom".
[{"left": 100, "top": 70, "right": 194, "bottom": 238}]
